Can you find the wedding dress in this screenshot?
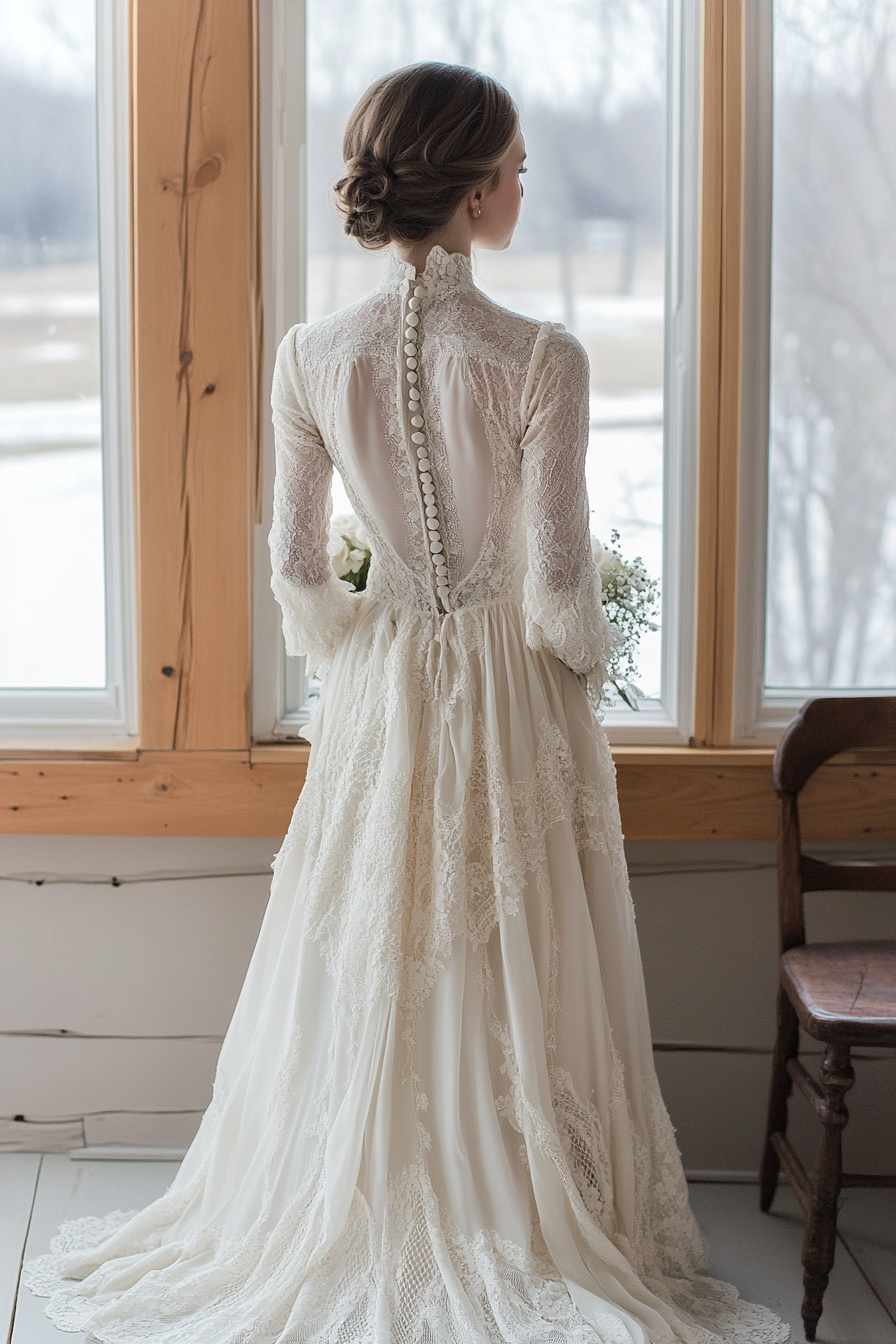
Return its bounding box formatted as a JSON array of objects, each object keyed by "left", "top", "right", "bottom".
[{"left": 25, "top": 247, "right": 788, "bottom": 1344}]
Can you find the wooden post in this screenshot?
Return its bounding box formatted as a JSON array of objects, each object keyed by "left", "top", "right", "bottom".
[
  {"left": 132, "top": 0, "right": 257, "bottom": 749},
  {"left": 693, "top": 0, "right": 745, "bottom": 746}
]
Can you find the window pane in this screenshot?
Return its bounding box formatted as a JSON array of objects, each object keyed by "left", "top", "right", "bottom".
[
  {"left": 766, "top": 0, "right": 896, "bottom": 690},
  {"left": 306, "top": 0, "right": 667, "bottom": 699},
  {"left": 0, "top": 0, "right": 105, "bottom": 689}
]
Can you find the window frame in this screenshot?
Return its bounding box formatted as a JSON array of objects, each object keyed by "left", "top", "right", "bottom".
[
  {"left": 252, "top": 0, "right": 310, "bottom": 743},
  {"left": 732, "top": 0, "right": 896, "bottom": 746},
  {"left": 0, "top": 0, "right": 136, "bottom": 740},
  {"left": 2, "top": 0, "right": 893, "bottom": 845},
  {"left": 252, "top": 0, "right": 704, "bottom": 747}
]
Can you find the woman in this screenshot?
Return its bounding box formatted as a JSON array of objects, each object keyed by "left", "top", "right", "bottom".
[{"left": 27, "top": 63, "right": 787, "bottom": 1344}]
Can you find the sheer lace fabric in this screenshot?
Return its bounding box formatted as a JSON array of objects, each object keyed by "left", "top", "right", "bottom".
[{"left": 25, "top": 248, "right": 787, "bottom": 1344}]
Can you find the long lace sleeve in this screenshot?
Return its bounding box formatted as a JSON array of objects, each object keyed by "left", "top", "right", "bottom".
[
  {"left": 269, "top": 326, "right": 360, "bottom": 677},
  {"left": 520, "top": 324, "right": 615, "bottom": 709}
]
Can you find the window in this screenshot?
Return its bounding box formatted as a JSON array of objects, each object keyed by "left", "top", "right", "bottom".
[
  {"left": 8, "top": 2, "right": 893, "bottom": 838},
  {"left": 0, "top": 0, "right": 134, "bottom": 738},
  {"left": 254, "top": 0, "right": 701, "bottom": 744},
  {"left": 736, "top": 0, "right": 896, "bottom": 742}
]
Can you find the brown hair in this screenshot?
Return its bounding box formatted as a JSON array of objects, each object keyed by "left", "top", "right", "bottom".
[{"left": 334, "top": 63, "right": 518, "bottom": 250}]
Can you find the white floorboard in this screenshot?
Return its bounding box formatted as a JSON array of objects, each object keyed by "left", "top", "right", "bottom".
[
  {"left": 11, "top": 1154, "right": 178, "bottom": 1344},
  {"left": 3, "top": 1166, "right": 893, "bottom": 1341},
  {"left": 835, "top": 1188, "right": 896, "bottom": 1320},
  {"left": 689, "top": 1182, "right": 896, "bottom": 1343},
  {"left": 0, "top": 1154, "right": 41, "bottom": 1343}
]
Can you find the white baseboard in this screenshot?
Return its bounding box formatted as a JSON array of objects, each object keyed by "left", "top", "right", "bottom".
[
  {"left": 64, "top": 1153, "right": 761, "bottom": 1179},
  {"left": 69, "top": 1145, "right": 187, "bottom": 1161}
]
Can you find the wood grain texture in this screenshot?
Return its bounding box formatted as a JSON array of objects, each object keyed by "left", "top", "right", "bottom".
[
  {"left": 133, "top": 0, "right": 254, "bottom": 750},
  {"left": 0, "top": 752, "right": 306, "bottom": 836},
  {"left": 693, "top": 0, "right": 745, "bottom": 747},
  {"left": 2, "top": 749, "right": 894, "bottom": 839},
  {"left": 781, "top": 943, "right": 896, "bottom": 1045}
]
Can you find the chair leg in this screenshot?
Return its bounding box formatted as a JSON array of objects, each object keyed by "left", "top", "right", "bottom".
[
  {"left": 800, "top": 1042, "right": 854, "bottom": 1342},
  {"left": 760, "top": 986, "right": 800, "bottom": 1211}
]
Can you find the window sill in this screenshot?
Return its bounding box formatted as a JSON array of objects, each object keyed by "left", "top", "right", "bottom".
[
  {"left": 2, "top": 743, "right": 893, "bottom": 841},
  {"left": 0, "top": 739, "right": 140, "bottom": 760}
]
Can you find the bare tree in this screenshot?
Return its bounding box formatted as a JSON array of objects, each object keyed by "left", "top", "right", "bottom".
[{"left": 767, "top": 0, "right": 896, "bottom": 687}]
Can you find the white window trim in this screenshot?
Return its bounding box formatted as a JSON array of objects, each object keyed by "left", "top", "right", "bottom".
[
  {"left": 253, "top": 0, "right": 309, "bottom": 741},
  {"left": 252, "top": 0, "right": 701, "bottom": 745},
  {"left": 733, "top": 0, "right": 894, "bottom": 746},
  {"left": 0, "top": 0, "right": 136, "bottom": 740}
]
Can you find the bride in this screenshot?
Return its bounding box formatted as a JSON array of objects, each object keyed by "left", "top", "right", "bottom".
[{"left": 26, "top": 62, "right": 787, "bottom": 1344}]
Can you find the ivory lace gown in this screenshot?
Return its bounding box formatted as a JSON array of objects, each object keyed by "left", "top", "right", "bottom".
[{"left": 25, "top": 247, "right": 788, "bottom": 1344}]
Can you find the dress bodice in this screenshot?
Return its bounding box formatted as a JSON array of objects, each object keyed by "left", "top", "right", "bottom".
[{"left": 269, "top": 245, "right": 612, "bottom": 692}]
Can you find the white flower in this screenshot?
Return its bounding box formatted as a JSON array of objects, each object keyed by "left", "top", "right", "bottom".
[
  {"left": 331, "top": 513, "right": 370, "bottom": 550},
  {"left": 327, "top": 513, "right": 372, "bottom": 584},
  {"left": 591, "top": 535, "right": 627, "bottom": 585},
  {"left": 326, "top": 530, "right": 352, "bottom": 578},
  {"left": 591, "top": 536, "right": 612, "bottom": 570}
]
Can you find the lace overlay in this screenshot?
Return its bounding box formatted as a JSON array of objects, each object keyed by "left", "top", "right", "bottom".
[{"left": 25, "top": 248, "right": 788, "bottom": 1344}]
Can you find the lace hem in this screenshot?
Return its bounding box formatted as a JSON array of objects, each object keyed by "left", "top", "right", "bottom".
[{"left": 23, "top": 1175, "right": 789, "bottom": 1344}]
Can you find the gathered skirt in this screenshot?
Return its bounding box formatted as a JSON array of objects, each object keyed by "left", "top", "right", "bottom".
[{"left": 25, "top": 595, "right": 788, "bottom": 1344}]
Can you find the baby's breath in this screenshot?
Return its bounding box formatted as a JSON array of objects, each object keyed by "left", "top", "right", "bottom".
[
  {"left": 592, "top": 530, "right": 660, "bottom": 710},
  {"left": 327, "top": 515, "right": 659, "bottom": 710}
]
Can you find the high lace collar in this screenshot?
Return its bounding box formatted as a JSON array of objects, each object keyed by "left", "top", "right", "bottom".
[{"left": 379, "top": 245, "right": 476, "bottom": 307}]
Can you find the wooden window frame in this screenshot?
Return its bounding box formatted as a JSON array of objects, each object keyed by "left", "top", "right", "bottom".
[{"left": 1, "top": 0, "right": 893, "bottom": 841}]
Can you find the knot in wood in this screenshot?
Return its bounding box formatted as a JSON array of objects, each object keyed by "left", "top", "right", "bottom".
[{"left": 193, "top": 155, "right": 222, "bottom": 190}]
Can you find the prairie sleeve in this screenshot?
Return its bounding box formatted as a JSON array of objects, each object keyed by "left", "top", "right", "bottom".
[
  {"left": 269, "top": 326, "right": 360, "bottom": 678},
  {"left": 519, "top": 324, "right": 616, "bottom": 709}
]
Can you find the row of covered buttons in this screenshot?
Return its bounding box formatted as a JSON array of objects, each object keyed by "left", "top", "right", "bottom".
[{"left": 405, "top": 281, "right": 449, "bottom": 607}]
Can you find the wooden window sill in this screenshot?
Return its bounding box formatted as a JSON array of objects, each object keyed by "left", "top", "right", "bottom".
[
  {"left": 0, "top": 740, "right": 140, "bottom": 760},
  {"left": 2, "top": 743, "right": 893, "bottom": 841}
]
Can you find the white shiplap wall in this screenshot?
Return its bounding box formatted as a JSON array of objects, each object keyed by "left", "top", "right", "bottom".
[{"left": 1, "top": 835, "right": 893, "bottom": 1173}]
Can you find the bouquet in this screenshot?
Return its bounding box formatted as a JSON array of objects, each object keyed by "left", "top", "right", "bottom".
[
  {"left": 327, "top": 514, "right": 371, "bottom": 592},
  {"left": 325, "top": 514, "right": 659, "bottom": 709},
  {"left": 592, "top": 530, "right": 660, "bottom": 710}
]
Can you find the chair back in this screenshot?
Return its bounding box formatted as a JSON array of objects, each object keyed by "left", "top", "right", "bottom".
[{"left": 772, "top": 696, "right": 896, "bottom": 950}]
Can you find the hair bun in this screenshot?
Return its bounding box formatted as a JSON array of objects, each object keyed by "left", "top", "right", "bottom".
[
  {"left": 345, "top": 153, "right": 396, "bottom": 200},
  {"left": 334, "top": 63, "right": 519, "bottom": 251},
  {"left": 335, "top": 154, "right": 399, "bottom": 249}
]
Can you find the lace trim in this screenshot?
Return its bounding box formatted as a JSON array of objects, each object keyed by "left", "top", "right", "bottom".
[
  {"left": 523, "top": 568, "right": 618, "bottom": 687},
  {"left": 520, "top": 321, "right": 554, "bottom": 433},
  {"left": 274, "top": 600, "right": 616, "bottom": 1022},
  {"left": 379, "top": 246, "right": 476, "bottom": 309},
  {"left": 24, "top": 1161, "right": 789, "bottom": 1344},
  {"left": 270, "top": 573, "right": 361, "bottom": 678}
]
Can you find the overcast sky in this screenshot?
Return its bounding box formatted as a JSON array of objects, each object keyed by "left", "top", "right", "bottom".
[{"left": 0, "top": 0, "right": 94, "bottom": 92}]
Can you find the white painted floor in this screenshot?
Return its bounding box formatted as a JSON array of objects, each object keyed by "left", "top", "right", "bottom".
[{"left": 1, "top": 1155, "right": 894, "bottom": 1342}]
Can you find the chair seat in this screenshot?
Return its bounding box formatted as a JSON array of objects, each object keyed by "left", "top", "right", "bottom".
[{"left": 781, "top": 940, "right": 896, "bottom": 1045}]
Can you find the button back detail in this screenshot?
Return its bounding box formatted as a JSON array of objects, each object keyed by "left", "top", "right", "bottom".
[{"left": 402, "top": 275, "right": 451, "bottom": 611}]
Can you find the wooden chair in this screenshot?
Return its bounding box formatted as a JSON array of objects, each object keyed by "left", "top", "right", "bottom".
[{"left": 759, "top": 696, "right": 896, "bottom": 1340}]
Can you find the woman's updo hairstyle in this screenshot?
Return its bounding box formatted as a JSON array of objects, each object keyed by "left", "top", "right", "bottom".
[{"left": 335, "top": 63, "right": 519, "bottom": 250}]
